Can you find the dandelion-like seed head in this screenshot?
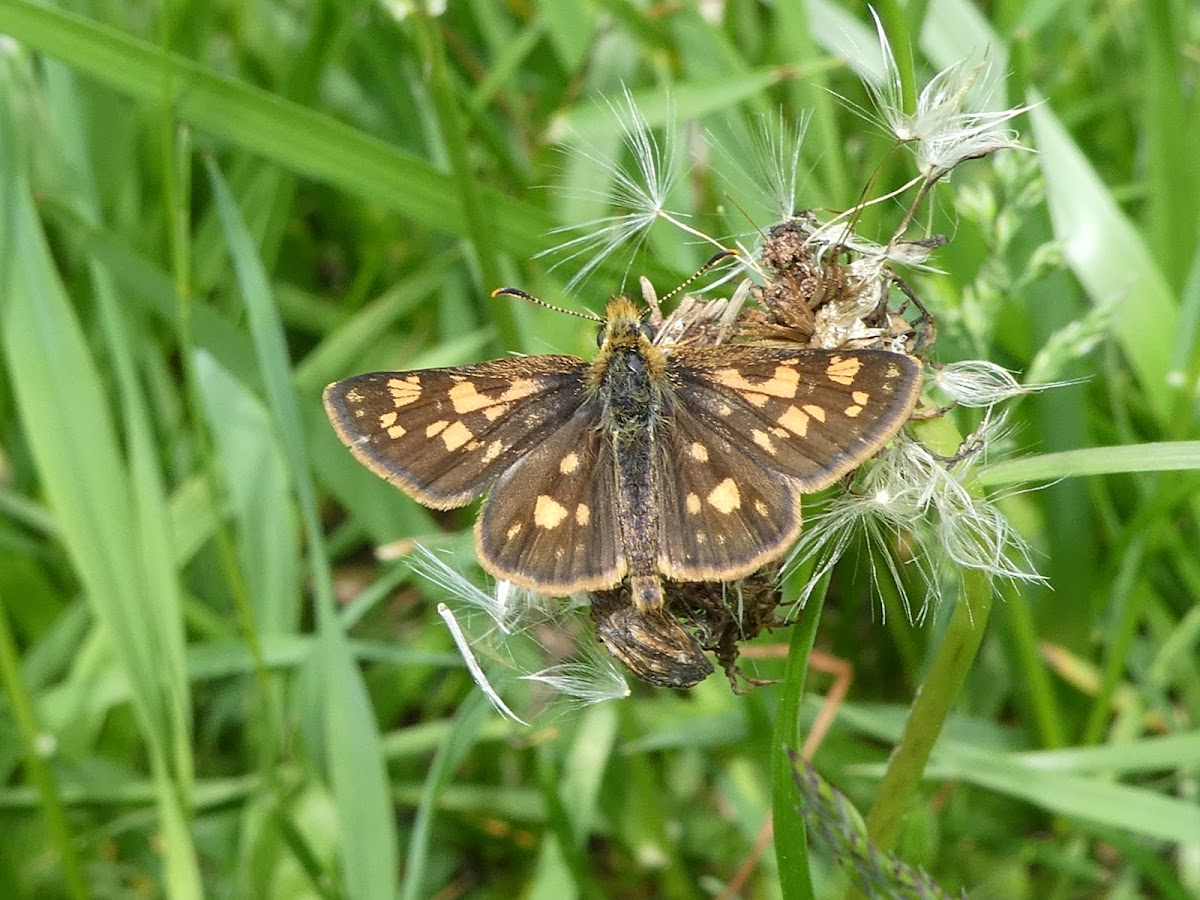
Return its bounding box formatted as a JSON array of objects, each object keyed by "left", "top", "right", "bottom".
[
  {"left": 537, "top": 87, "right": 726, "bottom": 292},
  {"left": 934, "top": 359, "right": 1079, "bottom": 408},
  {"left": 860, "top": 9, "right": 1033, "bottom": 181},
  {"left": 409, "top": 546, "right": 630, "bottom": 723},
  {"left": 410, "top": 546, "right": 523, "bottom": 633},
  {"left": 520, "top": 639, "right": 631, "bottom": 707},
  {"left": 437, "top": 602, "right": 529, "bottom": 726},
  {"left": 709, "top": 110, "right": 812, "bottom": 225},
  {"left": 787, "top": 414, "right": 1045, "bottom": 623}
]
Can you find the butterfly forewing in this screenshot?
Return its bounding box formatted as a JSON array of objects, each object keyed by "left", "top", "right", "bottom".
[
  {"left": 671, "top": 346, "right": 921, "bottom": 491},
  {"left": 475, "top": 403, "right": 625, "bottom": 594},
  {"left": 322, "top": 357, "right": 587, "bottom": 509},
  {"left": 656, "top": 401, "right": 804, "bottom": 582}
]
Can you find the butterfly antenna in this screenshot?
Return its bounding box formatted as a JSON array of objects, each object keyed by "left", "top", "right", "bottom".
[
  {"left": 491, "top": 287, "right": 604, "bottom": 322},
  {"left": 658, "top": 249, "right": 740, "bottom": 305}
]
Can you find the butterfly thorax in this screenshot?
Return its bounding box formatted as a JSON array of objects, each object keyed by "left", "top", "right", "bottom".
[
  {"left": 586, "top": 297, "right": 667, "bottom": 392},
  {"left": 590, "top": 297, "right": 671, "bottom": 611}
]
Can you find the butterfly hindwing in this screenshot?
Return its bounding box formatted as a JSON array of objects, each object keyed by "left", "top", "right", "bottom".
[
  {"left": 475, "top": 403, "right": 625, "bottom": 594},
  {"left": 323, "top": 356, "right": 588, "bottom": 509},
  {"left": 670, "top": 346, "right": 921, "bottom": 491},
  {"left": 656, "top": 400, "right": 804, "bottom": 582}
]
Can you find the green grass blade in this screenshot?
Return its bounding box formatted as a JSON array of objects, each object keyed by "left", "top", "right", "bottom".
[
  {"left": 0, "top": 88, "right": 203, "bottom": 896},
  {"left": 294, "top": 253, "right": 457, "bottom": 394},
  {"left": 43, "top": 48, "right": 197, "bottom": 800},
  {"left": 771, "top": 572, "right": 824, "bottom": 900},
  {"left": 208, "top": 159, "right": 399, "bottom": 899},
  {"left": 921, "top": 740, "right": 1200, "bottom": 845},
  {"left": 556, "top": 67, "right": 803, "bottom": 138},
  {"left": 0, "top": 0, "right": 556, "bottom": 255},
  {"left": 841, "top": 708, "right": 1200, "bottom": 845},
  {"left": 401, "top": 691, "right": 492, "bottom": 900},
  {"left": 1028, "top": 99, "right": 1178, "bottom": 423},
  {"left": 979, "top": 442, "right": 1200, "bottom": 485},
  {"left": 195, "top": 351, "right": 300, "bottom": 636},
  {"left": 409, "top": 12, "right": 509, "bottom": 344},
  {"left": 0, "top": 595, "right": 90, "bottom": 899}
]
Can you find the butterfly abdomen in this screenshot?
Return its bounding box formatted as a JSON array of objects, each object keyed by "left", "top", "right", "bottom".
[{"left": 592, "top": 315, "right": 671, "bottom": 611}]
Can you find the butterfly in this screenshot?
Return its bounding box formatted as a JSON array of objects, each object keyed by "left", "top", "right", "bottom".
[{"left": 323, "top": 295, "right": 921, "bottom": 614}]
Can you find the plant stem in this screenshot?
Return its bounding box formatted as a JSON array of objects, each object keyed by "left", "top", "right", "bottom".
[{"left": 0, "top": 595, "right": 91, "bottom": 900}]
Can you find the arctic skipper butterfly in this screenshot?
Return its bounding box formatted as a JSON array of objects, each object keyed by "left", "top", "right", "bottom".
[{"left": 323, "top": 288, "right": 920, "bottom": 614}]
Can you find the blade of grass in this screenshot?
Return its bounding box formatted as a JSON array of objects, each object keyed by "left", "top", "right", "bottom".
[
  {"left": 846, "top": 412, "right": 992, "bottom": 891},
  {"left": 0, "top": 0, "right": 554, "bottom": 256},
  {"left": 44, "top": 48, "right": 196, "bottom": 805},
  {"left": 615, "top": 702, "right": 701, "bottom": 899},
  {"left": 409, "top": 11, "right": 514, "bottom": 348},
  {"left": 195, "top": 351, "right": 300, "bottom": 637},
  {"left": 552, "top": 67, "right": 814, "bottom": 139},
  {"left": 979, "top": 442, "right": 1200, "bottom": 485},
  {"left": 860, "top": 572, "right": 993, "bottom": 856},
  {"left": 839, "top": 705, "right": 1200, "bottom": 845},
  {"left": 0, "top": 87, "right": 203, "bottom": 896},
  {"left": 1141, "top": 0, "right": 1196, "bottom": 289},
  {"left": 293, "top": 251, "right": 457, "bottom": 393},
  {"left": 0, "top": 594, "right": 90, "bottom": 900},
  {"left": 400, "top": 690, "right": 492, "bottom": 900},
  {"left": 32, "top": 634, "right": 458, "bottom": 738},
  {"left": 560, "top": 703, "right": 618, "bottom": 848},
  {"left": 208, "top": 158, "right": 399, "bottom": 900},
  {"left": 771, "top": 571, "right": 827, "bottom": 900},
  {"left": 1028, "top": 98, "right": 1177, "bottom": 424},
  {"left": 996, "top": 581, "right": 1067, "bottom": 749},
  {"left": 919, "top": 741, "right": 1200, "bottom": 844},
  {"left": 772, "top": 2, "right": 852, "bottom": 207},
  {"left": 532, "top": 741, "right": 591, "bottom": 898}
]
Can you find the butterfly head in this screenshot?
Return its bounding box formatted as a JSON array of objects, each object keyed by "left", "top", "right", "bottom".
[
  {"left": 589, "top": 297, "right": 668, "bottom": 388},
  {"left": 597, "top": 296, "right": 654, "bottom": 349}
]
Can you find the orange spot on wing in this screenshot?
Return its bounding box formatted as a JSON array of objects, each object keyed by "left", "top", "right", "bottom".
[
  {"left": 777, "top": 406, "right": 810, "bottom": 436},
  {"left": 826, "top": 356, "right": 862, "bottom": 386},
  {"left": 534, "top": 495, "right": 568, "bottom": 529},
  {"left": 440, "top": 421, "right": 473, "bottom": 451},
  {"left": 707, "top": 478, "right": 741, "bottom": 514}
]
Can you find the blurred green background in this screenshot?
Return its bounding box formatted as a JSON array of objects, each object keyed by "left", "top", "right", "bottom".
[{"left": 0, "top": 1, "right": 1198, "bottom": 897}]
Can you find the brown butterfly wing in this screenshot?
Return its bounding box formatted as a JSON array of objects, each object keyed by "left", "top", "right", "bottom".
[
  {"left": 323, "top": 356, "right": 588, "bottom": 509},
  {"left": 474, "top": 402, "right": 625, "bottom": 595},
  {"left": 654, "top": 399, "right": 804, "bottom": 582},
  {"left": 669, "top": 346, "right": 921, "bottom": 490},
  {"left": 654, "top": 346, "right": 919, "bottom": 579}
]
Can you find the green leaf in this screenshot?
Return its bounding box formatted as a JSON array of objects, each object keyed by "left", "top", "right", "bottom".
[{"left": 1029, "top": 99, "right": 1178, "bottom": 423}]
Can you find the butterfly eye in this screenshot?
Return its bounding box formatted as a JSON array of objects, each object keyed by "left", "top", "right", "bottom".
[
  {"left": 639, "top": 322, "right": 655, "bottom": 341},
  {"left": 595, "top": 325, "right": 607, "bottom": 347}
]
